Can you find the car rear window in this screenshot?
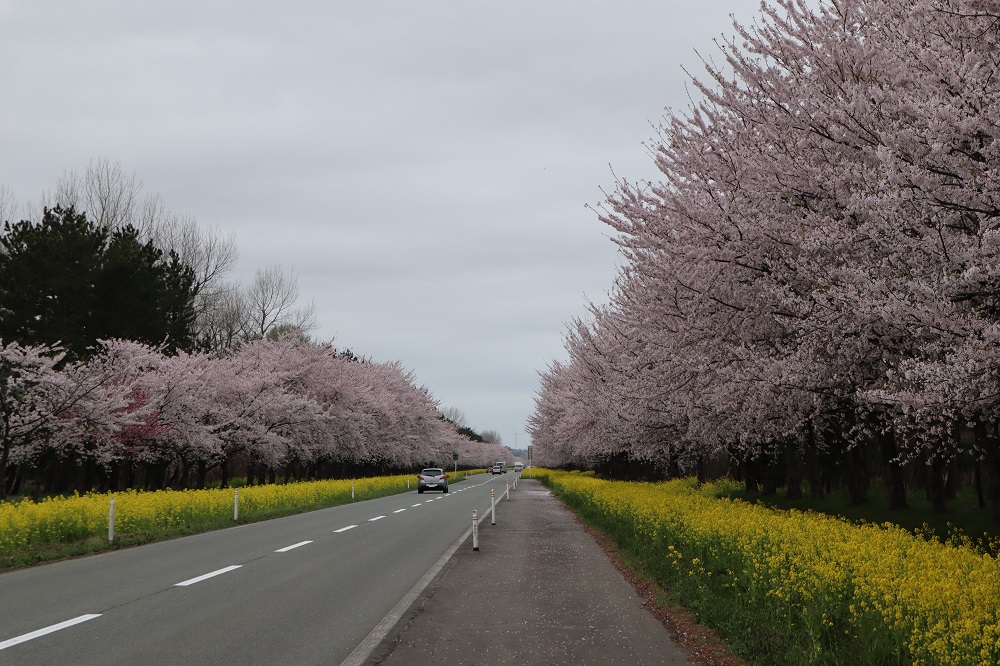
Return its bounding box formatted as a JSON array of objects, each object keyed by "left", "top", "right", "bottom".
[{"left": 422, "top": 468, "right": 443, "bottom": 475}]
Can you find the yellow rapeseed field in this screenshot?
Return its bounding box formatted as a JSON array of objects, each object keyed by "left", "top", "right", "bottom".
[
  {"left": 0, "top": 473, "right": 428, "bottom": 555},
  {"left": 533, "top": 468, "right": 1000, "bottom": 665}
]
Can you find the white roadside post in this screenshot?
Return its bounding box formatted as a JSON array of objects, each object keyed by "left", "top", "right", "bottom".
[
  {"left": 472, "top": 510, "right": 479, "bottom": 551},
  {"left": 234, "top": 488, "right": 239, "bottom": 521},
  {"left": 108, "top": 497, "right": 116, "bottom": 542},
  {"left": 351, "top": 482, "right": 355, "bottom": 500},
  {"left": 491, "top": 488, "right": 496, "bottom": 525},
  {"left": 506, "top": 479, "right": 510, "bottom": 501}
]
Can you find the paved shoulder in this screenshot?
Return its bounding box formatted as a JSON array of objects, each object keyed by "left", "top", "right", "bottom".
[{"left": 370, "top": 478, "right": 692, "bottom": 665}]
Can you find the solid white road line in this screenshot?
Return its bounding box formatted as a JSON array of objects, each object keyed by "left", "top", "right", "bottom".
[
  {"left": 334, "top": 525, "right": 358, "bottom": 533},
  {"left": 368, "top": 516, "right": 386, "bottom": 522},
  {"left": 275, "top": 540, "right": 313, "bottom": 552},
  {"left": 339, "top": 521, "right": 475, "bottom": 666},
  {"left": 175, "top": 565, "right": 242, "bottom": 587},
  {"left": 393, "top": 509, "right": 406, "bottom": 513},
  {"left": 0, "top": 614, "right": 102, "bottom": 651}
]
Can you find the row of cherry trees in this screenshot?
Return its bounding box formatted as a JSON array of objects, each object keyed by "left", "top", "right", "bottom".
[
  {"left": 0, "top": 336, "right": 509, "bottom": 499},
  {"left": 530, "top": 0, "right": 1000, "bottom": 516}
]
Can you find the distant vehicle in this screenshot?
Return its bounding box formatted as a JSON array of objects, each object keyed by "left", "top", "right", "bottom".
[
  {"left": 418, "top": 468, "right": 449, "bottom": 493},
  {"left": 513, "top": 462, "right": 524, "bottom": 472},
  {"left": 490, "top": 464, "right": 503, "bottom": 475},
  {"left": 495, "top": 461, "right": 507, "bottom": 474}
]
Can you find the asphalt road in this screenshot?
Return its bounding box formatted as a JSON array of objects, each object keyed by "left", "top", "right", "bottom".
[{"left": 0, "top": 473, "right": 515, "bottom": 665}]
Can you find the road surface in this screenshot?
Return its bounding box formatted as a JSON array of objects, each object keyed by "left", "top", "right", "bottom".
[{"left": 0, "top": 473, "right": 514, "bottom": 665}]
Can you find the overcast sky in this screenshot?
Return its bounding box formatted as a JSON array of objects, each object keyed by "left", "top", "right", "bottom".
[{"left": 0, "top": 0, "right": 757, "bottom": 449}]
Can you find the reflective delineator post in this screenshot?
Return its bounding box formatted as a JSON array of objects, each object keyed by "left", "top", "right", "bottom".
[
  {"left": 407, "top": 478, "right": 410, "bottom": 490},
  {"left": 491, "top": 488, "right": 496, "bottom": 525},
  {"left": 352, "top": 482, "right": 355, "bottom": 500},
  {"left": 506, "top": 479, "right": 510, "bottom": 500},
  {"left": 472, "top": 510, "right": 479, "bottom": 551},
  {"left": 108, "top": 497, "right": 116, "bottom": 542},
  {"left": 234, "top": 488, "right": 240, "bottom": 521}
]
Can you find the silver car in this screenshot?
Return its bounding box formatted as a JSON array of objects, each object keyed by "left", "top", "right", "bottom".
[{"left": 418, "top": 468, "right": 449, "bottom": 493}]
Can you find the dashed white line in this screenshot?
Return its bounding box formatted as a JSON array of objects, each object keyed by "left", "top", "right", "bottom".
[
  {"left": 368, "top": 516, "right": 386, "bottom": 522},
  {"left": 334, "top": 524, "right": 358, "bottom": 533},
  {"left": 411, "top": 503, "right": 422, "bottom": 507},
  {"left": 393, "top": 509, "right": 407, "bottom": 513},
  {"left": 275, "top": 540, "right": 313, "bottom": 552},
  {"left": 175, "top": 565, "right": 242, "bottom": 587},
  {"left": 424, "top": 499, "right": 434, "bottom": 503},
  {"left": 0, "top": 614, "right": 102, "bottom": 651}
]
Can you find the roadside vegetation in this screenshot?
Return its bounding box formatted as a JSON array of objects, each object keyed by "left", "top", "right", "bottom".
[
  {"left": 533, "top": 468, "right": 1000, "bottom": 666},
  {"left": 0, "top": 471, "right": 480, "bottom": 572}
]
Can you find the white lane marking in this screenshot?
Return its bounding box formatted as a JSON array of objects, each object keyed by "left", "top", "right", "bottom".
[
  {"left": 175, "top": 565, "right": 242, "bottom": 587},
  {"left": 411, "top": 504, "right": 422, "bottom": 507},
  {"left": 0, "top": 614, "right": 102, "bottom": 651},
  {"left": 424, "top": 499, "right": 434, "bottom": 503},
  {"left": 368, "top": 516, "right": 386, "bottom": 522},
  {"left": 393, "top": 509, "right": 407, "bottom": 513},
  {"left": 275, "top": 540, "right": 313, "bottom": 552},
  {"left": 334, "top": 525, "right": 358, "bottom": 533}
]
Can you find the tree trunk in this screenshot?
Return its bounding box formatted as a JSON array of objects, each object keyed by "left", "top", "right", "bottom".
[
  {"left": 785, "top": 441, "right": 803, "bottom": 500},
  {"left": 246, "top": 462, "right": 256, "bottom": 487},
  {"left": 975, "top": 423, "right": 1000, "bottom": 520},
  {"left": 196, "top": 460, "right": 207, "bottom": 489},
  {"left": 743, "top": 456, "right": 759, "bottom": 494},
  {"left": 761, "top": 455, "right": 778, "bottom": 497},
  {"left": 877, "top": 428, "right": 907, "bottom": 510},
  {"left": 944, "top": 456, "right": 959, "bottom": 502},
  {"left": 804, "top": 425, "right": 824, "bottom": 500},
  {"left": 0, "top": 443, "right": 9, "bottom": 500},
  {"left": 927, "top": 456, "right": 948, "bottom": 513},
  {"left": 8, "top": 465, "right": 22, "bottom": 497},
  {"left": 846, "top": 444, "right": 868, "bottom": 505},
  {"left": 975, "top": 461, "right": 987, "bottom": 509}
]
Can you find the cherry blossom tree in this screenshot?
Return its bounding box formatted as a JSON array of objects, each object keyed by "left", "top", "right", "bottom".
[{"left": 532, "top": 0, "right": 1000, "bottom": 511}]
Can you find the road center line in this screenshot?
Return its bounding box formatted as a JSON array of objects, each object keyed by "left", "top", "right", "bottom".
[
  {"left": 334, "top": 525, "right": 358, "bottom": 533},
  {"left": 368, "top": 516, "right": 386, "bottom": 522},
  {"left": 411, "top": 504, "right": 422, "bottom": 507},
  {"left": 393, "top": 509, "right": 406, "bottom": 513},
  {"left": 175, "top": 565, "right": 242, "bottom": 587},
  {"left": 0, "top": 614, "right": 102, "bottom": 651},
  {"left": 275, "top": 540, "right": 313, "bottom": 552}
]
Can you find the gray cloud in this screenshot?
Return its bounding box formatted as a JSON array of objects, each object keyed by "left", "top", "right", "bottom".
[{"left": 0, "top": 0, "right": 756, "bottom": 445}]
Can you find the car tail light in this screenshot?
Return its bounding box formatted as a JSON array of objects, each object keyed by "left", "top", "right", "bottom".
[{"left": 418, "top": 475, "right": 424, "bottom": 481}]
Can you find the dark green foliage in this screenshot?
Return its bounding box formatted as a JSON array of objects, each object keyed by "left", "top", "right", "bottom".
[
  {"left": 457, "top": 426, "right": 484, "bottom": 442},
  {"left": 0, "top": 206, "right": 197, "bottom": 358}
]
